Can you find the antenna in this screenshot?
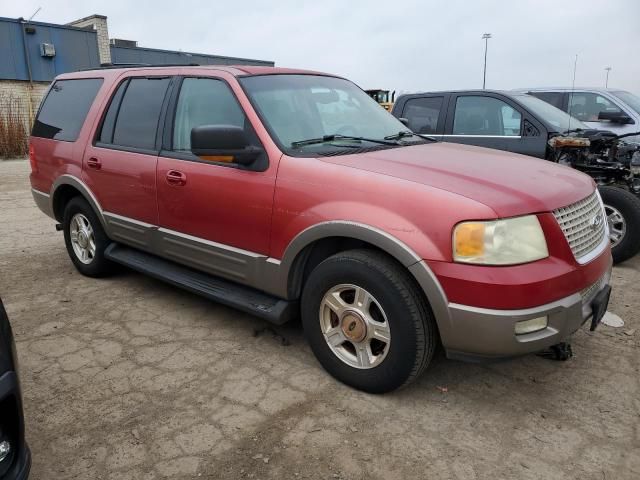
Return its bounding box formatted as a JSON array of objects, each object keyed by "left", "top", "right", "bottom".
[
  {"left": 27, "top": 7, "right": 41, "bottom": 22},
  {"left": 567, "top": 54, "right": 578, "bottom": 133}
]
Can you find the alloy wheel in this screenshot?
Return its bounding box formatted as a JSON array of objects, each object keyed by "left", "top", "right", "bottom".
[{"left": 319, "top": 284, "right": 391, "bottom": 369}]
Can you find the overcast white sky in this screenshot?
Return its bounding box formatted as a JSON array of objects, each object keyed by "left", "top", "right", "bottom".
[{"left": 3, "top": 0, "right": 640, "bottom": 94}]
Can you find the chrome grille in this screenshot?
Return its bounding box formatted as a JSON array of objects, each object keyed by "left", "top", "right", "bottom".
[{"left": 553, "top": 192, "right": 606, "bottom": 261}]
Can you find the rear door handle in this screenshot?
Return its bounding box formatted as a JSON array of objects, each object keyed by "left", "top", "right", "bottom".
[
  {"left": 87, "top": 157, "right": 101, "bottom": 170},
  {"left": 166, "top": 170, "right": 187, "bottom": 186}
]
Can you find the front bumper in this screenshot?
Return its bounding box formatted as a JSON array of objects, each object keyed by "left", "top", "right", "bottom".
[
  {"left": 443, "top": 267, "right": 612, "bottom": 361},
  {"left": 0, "top": 371, "right": 31, "bottom": 480}
]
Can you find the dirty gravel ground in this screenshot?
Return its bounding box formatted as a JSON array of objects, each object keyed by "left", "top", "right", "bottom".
[{"left": 1, "top": 158, "right": 639, "bottom": 480}]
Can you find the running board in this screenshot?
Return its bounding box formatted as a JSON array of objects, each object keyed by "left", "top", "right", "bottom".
[{"left": 104, "top": 243, "right": 296, "bottom": 325}]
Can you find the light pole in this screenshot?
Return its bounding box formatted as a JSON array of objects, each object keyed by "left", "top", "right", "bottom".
[
  {"left": 604, "top": 67, "right": 612, "bottom": 88},
  {"left": 482, "top": 33, "right": 492, "bottom": 89}
]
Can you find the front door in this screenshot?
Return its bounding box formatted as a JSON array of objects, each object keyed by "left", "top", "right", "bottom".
[
  {"left": 83, "top": 75, "right": 173, "bottom": 249},
  {"left": 443, "top": 93, "right": 546, "bottom": 158},
  {"left": 568, "top": 91, "right": 635, "bottom": 136},
  {"left": 155, "top": 76, "right": 277, "bottom": 285}
]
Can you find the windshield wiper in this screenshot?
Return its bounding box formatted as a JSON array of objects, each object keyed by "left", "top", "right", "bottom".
[
  {"left": 291, "top": 134, "right": 399, "bottom": 148},
  {"left": 384, "top": 130, "right": 437, "bottom": 142}
]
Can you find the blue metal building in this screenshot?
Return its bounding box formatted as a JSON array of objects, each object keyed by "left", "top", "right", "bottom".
[
  {"left": 0, "top": 17, "right": 101, "bottom": 82},
  {"left": 0, "top": 15, "right": 273, "bottom": 83}
]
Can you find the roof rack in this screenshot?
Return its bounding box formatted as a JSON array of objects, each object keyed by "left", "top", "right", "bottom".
[{"left": 79, "top": 62, "right": 201, "bottom": 71}]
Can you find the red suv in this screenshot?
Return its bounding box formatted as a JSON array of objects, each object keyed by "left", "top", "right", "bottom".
[{"left": 29, "top": 66, "right": 612, "bottom": 392}]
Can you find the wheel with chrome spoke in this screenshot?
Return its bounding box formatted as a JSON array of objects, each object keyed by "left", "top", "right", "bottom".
[
  {"left": 63, "top": 196, "right": 113, "bottom": 277},
  {"left": 598, "top": 186, "right": 640, "bottom": 264},
  {"left": 320, "top": 284, "right": 391, "bottom": 369},
  {"left": 302, "top": 249, "right": 437, "bottom": 393},
  {"left": 69, "top": 213, "right": 96, "bottom": 264}
]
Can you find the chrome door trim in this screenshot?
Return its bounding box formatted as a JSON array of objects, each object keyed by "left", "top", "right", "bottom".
[
  {"left": 103, "top": 212, "right": 156, "bottom": 250},
  {"left": 155, "top": 228, "right": 268, "bottom": 284},
  {"left": 439, "top": 135, "right": 522, "bottom": 139}
]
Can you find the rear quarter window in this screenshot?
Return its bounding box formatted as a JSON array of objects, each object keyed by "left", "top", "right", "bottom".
[{"left": 32, "top": 78, "right": 103, "bottom": 142}]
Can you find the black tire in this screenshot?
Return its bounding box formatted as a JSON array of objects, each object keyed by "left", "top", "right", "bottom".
[
  {"left": 62, "top": 196, "right": 113, "bottom": 277},
  {"left": 301, "top": 249, "right": 437, "bottom": 393},
  {"left": 598, "top": 186, "right": 640, "bottom": 264}
]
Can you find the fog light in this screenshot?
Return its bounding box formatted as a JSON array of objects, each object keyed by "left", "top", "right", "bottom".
[
  {"left": 515, "top": 316, "right": 548, "bottom": 335},
  {"left": 0, "top": 440, "right": 10, "bottom": 463}
]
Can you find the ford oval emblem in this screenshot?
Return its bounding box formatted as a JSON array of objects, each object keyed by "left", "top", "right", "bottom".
[{"left": 591, "top": 214, "right": 602, "bottom": 230}]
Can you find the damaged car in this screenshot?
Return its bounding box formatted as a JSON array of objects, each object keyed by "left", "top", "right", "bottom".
[{"left": 392, "top": 90, "right": 640, "bottom": 263}]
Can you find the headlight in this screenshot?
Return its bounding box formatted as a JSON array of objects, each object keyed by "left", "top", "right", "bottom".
[{"left": 453, "top": 215, "right": 549, "bottom": 265}]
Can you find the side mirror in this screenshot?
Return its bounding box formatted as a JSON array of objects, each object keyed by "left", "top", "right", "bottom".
[
  {"left": 398, "top": 117, "right": 410, "bottom": 127},
  {"left": 597, "top": 111, "right": 634, "bottom": 124},
  {"left": 190, "top": 125, "right": 262, "bottom": 166}
]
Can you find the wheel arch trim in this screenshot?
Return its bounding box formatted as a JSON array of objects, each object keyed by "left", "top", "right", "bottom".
[
  {"left": 271, "top": 221, "right": 452, "bottom": 342},
  {"left": 50, "top": 175, "right": 107, "bottom": 229}
]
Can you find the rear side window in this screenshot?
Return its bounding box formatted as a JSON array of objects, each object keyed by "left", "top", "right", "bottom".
[
  {"left": 402, "top": 97, "right": 443, "bottom": 134},
  {"left": 32, "top": 78, "right": 103, "bottom": 142},
  {"left": 99, "top": 77, "right": 171, "bottom": 150}
]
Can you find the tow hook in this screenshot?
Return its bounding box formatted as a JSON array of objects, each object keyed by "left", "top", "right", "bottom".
[{"left": 536, "top": 342, "right": 573, "bottom": 361}]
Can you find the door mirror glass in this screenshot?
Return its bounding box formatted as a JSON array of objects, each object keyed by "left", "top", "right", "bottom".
[{"left": 190, "top": 125, "right": 261, "bottom": 165}]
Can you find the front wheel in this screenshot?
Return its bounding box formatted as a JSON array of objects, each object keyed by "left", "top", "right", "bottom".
[
  {"left": 301, "top": 249, "right": 437, "bottom": 393},
  {"left": 599, "top": 186, "right": 640, "bottom": 264}
]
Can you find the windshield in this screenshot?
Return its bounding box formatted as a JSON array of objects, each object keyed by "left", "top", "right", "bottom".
[
  {"left": 517, "top": 94, "right": 588, "bottom": 132},
  {"left": 611, "top": 91, "right": 640, "bottom": 114},
  {"left": 240, "top": 75, "right": 419, "bottom": 153}
]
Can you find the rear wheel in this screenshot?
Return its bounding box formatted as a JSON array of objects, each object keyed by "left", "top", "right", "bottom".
[
  {"left": 599, "top": 186, "right": 640, "bottom": 263},
  {"left": 63, "top": 197, "right": 113, "bottom": 277},
  {"left": 301, "top": 249, "right": 437, "bottom": 393}
]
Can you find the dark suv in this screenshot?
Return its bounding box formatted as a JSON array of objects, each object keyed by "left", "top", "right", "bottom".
[
  {"left": 392, "top": 90, "right": 640, "bottom": 263},
  {"left": 0, "top": 299, "right": 30, "bottom": 480}
]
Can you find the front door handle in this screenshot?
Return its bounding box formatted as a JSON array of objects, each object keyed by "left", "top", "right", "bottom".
[
  {"left": 87, "top": 157, "right": 101, "bottom": 170},
  {"left": 166, "top": 170, "right": 187, "bottom": 186}
]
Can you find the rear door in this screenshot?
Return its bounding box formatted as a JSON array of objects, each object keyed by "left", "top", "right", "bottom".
[
  {"left": 397, "top": 94, "right": 448, "bottom": 139},
  {"left": 82, "top": 75, "right": 173, "bottom": 249},
  {"left": 442, "top": 93, "right": 546, "bottom": 158}
]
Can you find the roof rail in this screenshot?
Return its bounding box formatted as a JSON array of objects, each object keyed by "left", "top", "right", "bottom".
[{"left": 79, "top": 62, "right": 201, "bottom": 71}]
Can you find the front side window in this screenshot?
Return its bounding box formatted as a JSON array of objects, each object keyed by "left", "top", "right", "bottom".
[
  {"left": 100, "top": 77, "right": 171, "bottom": 150},
  {"left": 172, "top": 78, "right": 245, "bottom": 151},
  {"left": 453, "top": 96, "right": 521, "bottom": 136},
  {"left": 32, "top": 78, "right": 103, "bottom": 141},
  {"left": 568, "top": 93, "right": 622, "bottom": 122},
  {"left": 402, "top": 97, "right": 443, "bottom": 134},
  {"left": 240, "top": 75, "right": 421, "bottom": 154}
]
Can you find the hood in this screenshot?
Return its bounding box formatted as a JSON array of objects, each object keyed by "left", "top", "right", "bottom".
[{"left": 320, "top": 142, "right": 595, "bottom": 217}]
